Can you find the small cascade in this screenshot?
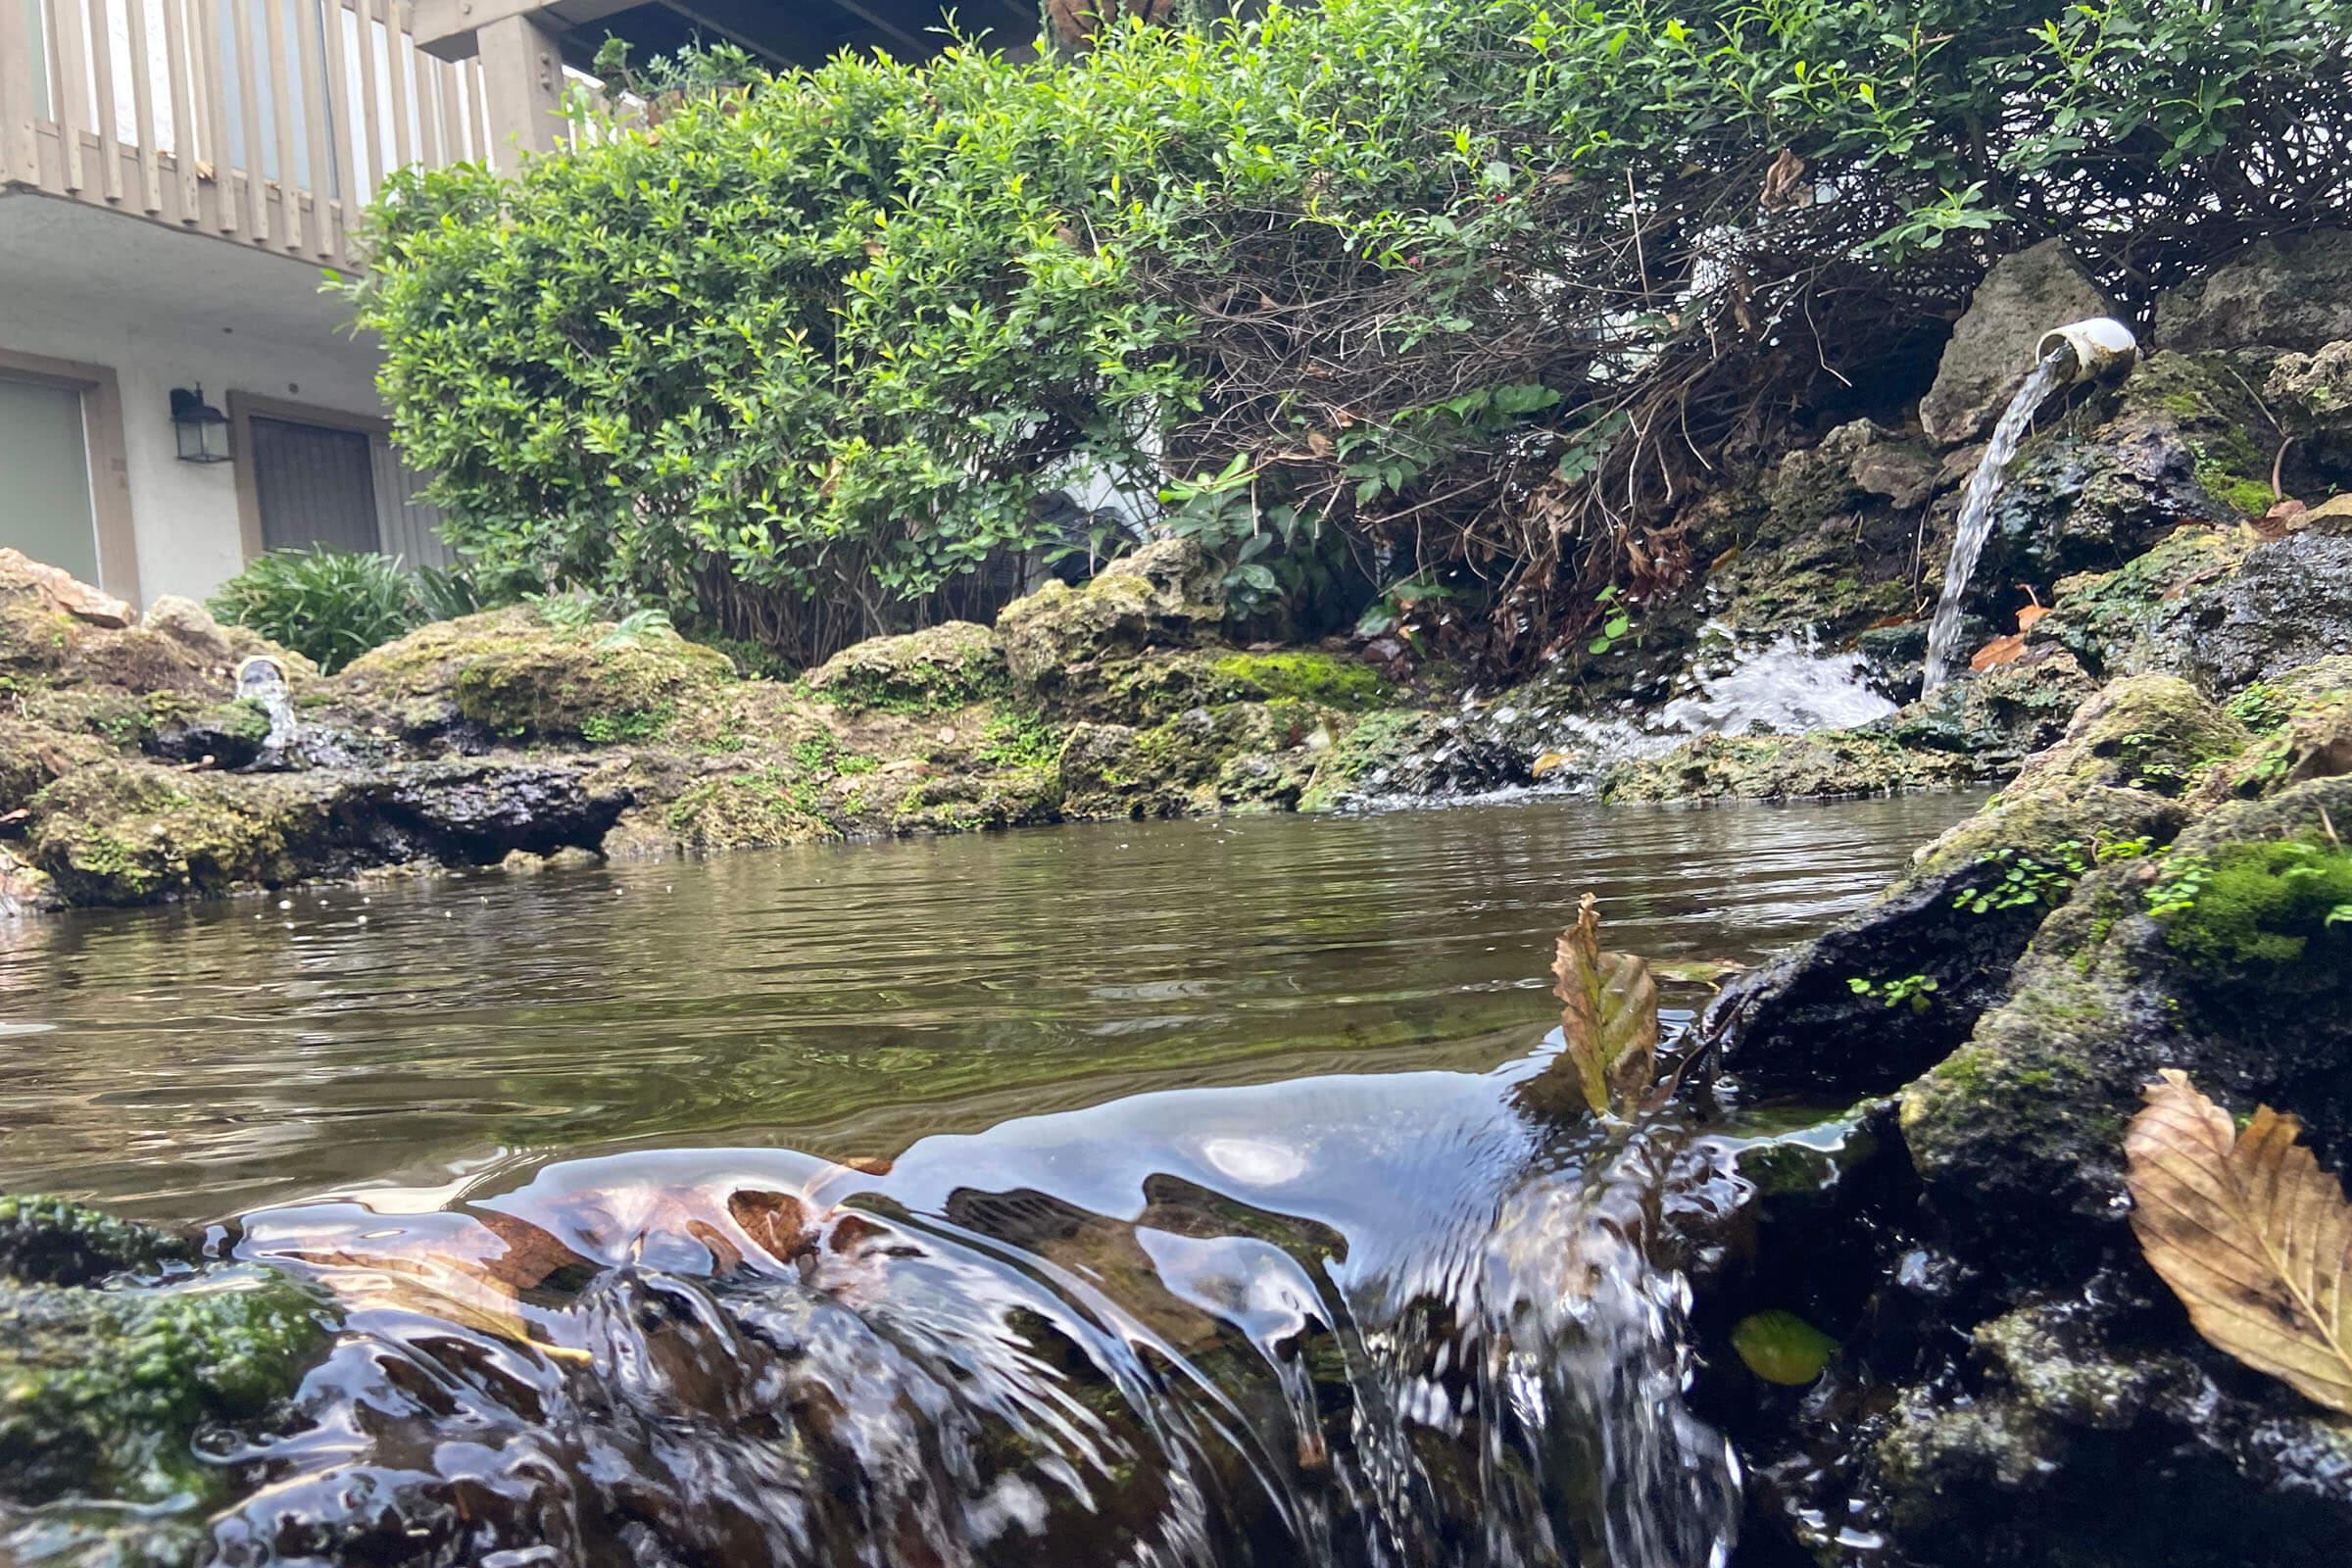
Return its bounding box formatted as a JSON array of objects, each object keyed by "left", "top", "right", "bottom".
[
  {"left": 203, "top": 1054, "right": 1741, "bottom": 1568},
  {"left": 1921, "top": 318, "right": 2137, "bottom": 692},
  {"left": 235, "top": 655, "right": 301, "bottom": 760}
]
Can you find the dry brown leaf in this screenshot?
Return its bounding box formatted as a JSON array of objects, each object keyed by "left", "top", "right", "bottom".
[
  {"left": 1971, "top": 631, "right": 2026, "bottom": 671},
  {"left": 2125, "top": 1069, "right": 2352, "bottom": 1413},
  {"left": 1550, "top": 893, "right": 1659, "bottom": 1118}
]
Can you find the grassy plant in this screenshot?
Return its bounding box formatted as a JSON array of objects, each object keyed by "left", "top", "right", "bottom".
[{"left": 209, "top": 549, "right": 424, "bottom": 673}]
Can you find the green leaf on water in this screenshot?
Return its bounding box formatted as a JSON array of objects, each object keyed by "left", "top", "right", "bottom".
[{"left": 1732, "top": 1309, "right": 1838, "bottom": 1385}]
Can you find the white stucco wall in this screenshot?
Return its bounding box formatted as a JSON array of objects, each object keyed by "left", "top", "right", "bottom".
[{"left": 0, "top": 197, "right": 391, "bottom": 605}]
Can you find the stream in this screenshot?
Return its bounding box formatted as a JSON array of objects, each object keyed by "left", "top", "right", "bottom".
[{"left": 0, "top": 795, "right": 1977, "bottom": 1566}]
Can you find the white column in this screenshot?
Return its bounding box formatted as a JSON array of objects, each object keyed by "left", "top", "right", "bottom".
[{"left": 474, "top": 10, "right": 563, "bottom": 172}]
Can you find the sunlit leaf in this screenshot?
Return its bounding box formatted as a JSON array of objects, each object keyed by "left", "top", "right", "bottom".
[{"left": 1549, "top": 892, "right": 1659, "bottom": 1117}]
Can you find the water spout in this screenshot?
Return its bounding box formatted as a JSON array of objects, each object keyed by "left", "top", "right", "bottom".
[
  {"left": 236, "top": 655, "right": 301, "bottom": 760},
  {"left": 1920, "top": 318, "right": 2137, "bottom": 692}
]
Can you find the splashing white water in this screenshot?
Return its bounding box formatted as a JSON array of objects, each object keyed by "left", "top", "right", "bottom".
[
  {"left": 1921, "top": 351, "right": 2068, "bottom": 692},
  {"left": 1655, "top": 626, "right": 1893, "bottom": 737}
]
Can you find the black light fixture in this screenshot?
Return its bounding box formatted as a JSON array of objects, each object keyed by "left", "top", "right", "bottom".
[{"left": 170, "top": 385, "right": 231, "bottom": 465}]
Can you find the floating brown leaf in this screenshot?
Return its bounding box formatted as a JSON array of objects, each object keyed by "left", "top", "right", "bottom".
[
  {"left": 2125, "top": 1069, "right": 2352, "bottom": 1413},
  {"left": 1550, "top": 893, "right": 1659, "bottom": 1117}
]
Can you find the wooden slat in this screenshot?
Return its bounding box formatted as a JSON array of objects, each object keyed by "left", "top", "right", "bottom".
[
  {"left": 384, "top": 0, "right": 410, "bottom": 172},
  {"left": 229, "top": 0, "right": 266, "bottom": 239},
  {"left": 318, "top": 0, "right": 355, "bottom": 259},
  {"left": 292, "top": 0, "right": 330, "bottom": 255},
  {"left": 407, "top": 30, "right": 435, "bottom": 169},
  {"left": 433, "top": 53, "right": 458, "bottom": 166},
  {"left": 83, "top": 0, "right": 122, "bottom": 201},
  {"left": 260, "top": 0, "right": 300, "bottom": 250},
  {"left": 127, "top": 0, "right": 163, "bottom": 211},
  {"left": 162, "top": 0, "right": 197, "bottom": 217},
  {"left": 348, "top": 0, "right": 380, "bottom": 207},
  {"left": 54, "top": 0, "right": 92, "bottom": 192},
  {"left": 196, "top": 0, "right": 236, "bottom": 231}
]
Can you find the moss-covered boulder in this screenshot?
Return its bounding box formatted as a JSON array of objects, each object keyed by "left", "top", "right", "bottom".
[
  {"left": 334, "top": 609, "right": 735, "bottom": 745},
  {"left": 803, "top": 621, "right": 1008, "bottom": 713},
  {"left": 1602, "top": 727, "right": 1975, "bottom": 804},
  {"left": 0, "top": 1197, "right": 328, "bottom": 1531},
  {"left": 997, "top": 538, "right": 1226, "bottom": 693},
  {"left": 1059, "top": 700, "right": 1336, "bottom": 817},
  {"left": 1884, "top": 650, "right": 2100, "bottom": 768},
  {"left": 23, "top": 756, "right": 631, "bottom": 905},
  {"left": 1702, "top": 675, "right": 2247, "bottom": 1095}
]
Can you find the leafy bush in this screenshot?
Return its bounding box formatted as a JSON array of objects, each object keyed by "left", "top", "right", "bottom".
[
  {"left": 209, "top": 549, "right": 427, "bottom": 672},
  {"left": 354, "top": 0, "right": 2351, "bottom": 669}
]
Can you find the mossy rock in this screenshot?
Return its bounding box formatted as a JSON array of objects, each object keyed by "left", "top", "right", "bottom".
[
  {"left": 335, "top": 609, "right": 735, "bottom": 745},
  {"left": 1058, "top": 701, "right": 1330, "bottom": 817},
  {"left": 660, "top": 769, "right": 838, "bottom": 851},
  {"left": 997, "top": 538, "right": 1226, "bottom": 690},
  {"left": 1207, "top": 651, "right": 1387, "bottom": 709},
  {"left": 23, "top": 762, "right": 324, "bottom": 905},
  {"left": 887, "top": 765, "right": 1063, "bottom": 834},
  {"left": 803, "top": 621, "right": 1008, "bottom": 714},
  {"left": 2027, "top": 526, "right": 2250, "bottom": 678},
  {"left": 0, "top": 1267, "right": 328, "bottom": 1510},
  {"left": 1885, "top": 651, "right": 2099, "bottom": 767},
  {"left": 0, "top": 715, "right": 108, "bottom": 815},
  {"left": 2202, "top": 660, "right": 2352, "bottom": 800},
  {"left": 0, "top": 1196, "right": 195, "bottom": 1289},
  {"left": 1602, "top": 727, "right": 1978, "bottom": 804}
]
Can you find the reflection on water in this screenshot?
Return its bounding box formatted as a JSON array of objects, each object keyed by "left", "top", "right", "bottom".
[{"left": 0, "top": 795, "right": 1974, "bottom": 1219}]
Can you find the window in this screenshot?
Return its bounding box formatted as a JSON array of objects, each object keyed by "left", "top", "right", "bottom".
[
  {"left": 248, "top": 415, "right": 383, "bottom": 554},
  {"left": 0, "top": 373, "right": 103, "bottom": 586}
]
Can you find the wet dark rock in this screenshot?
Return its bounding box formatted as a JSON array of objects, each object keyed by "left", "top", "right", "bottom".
[
  {"left": 144, "top": 698, "right": 273, "bottom": 770},
  {"left": 2156, "top": 227, "right": 2352, "bottom": 353},
  {"left": 1702, "top": 675, "right": 2242, "bottom": 1098},
  {"left": 1920, "top": 241, "right": 2116, "bottom": 445},
  {"left": 1854, "top": 620, "right": 1929, "bottom": 702},
  {"left": 2154, "top": 514, "right": 2352, "bottom": 694}
]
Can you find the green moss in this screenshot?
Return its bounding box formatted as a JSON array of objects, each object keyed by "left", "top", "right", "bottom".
[
  {"left": 2155, "top": 838, "right": 2352, "bottom": 968},
  {"left": 0, "top": 1267, "right": 327, "bottom": 1507},
  {"left": 977, "top": 708, "right": 1062, "bottom": 770},
  {"left": 662, "top": 769, "right": 832, "bottom": 850},
  {"left": 1207, "top": 651, "right": 1387, "bottom": 709},
  {"left": 803, "top": 622, "right": 1008, "bottom": 714},
  {"left": 0, "top": 1197, "right": 194, "bottom": 1287},
  {"left": 1298, "top": 710, "right": 1439, "bottom": 811},
  {"left": 579, "top": 706, "right": 672, "bottom": 744}
]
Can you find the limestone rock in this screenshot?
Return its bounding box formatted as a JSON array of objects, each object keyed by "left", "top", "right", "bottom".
[
  {"left": 2153, "top": 514, "right": 2352, "bottom": 694},
  {"left": 804, "top": 621, "right": 1008, "bottom": 713},
  {"left": 1920, "top": 241, "right": 2116, "bottom": 445},
  {"left": 1702, "top": 675, "right": 2246, "bottom": 1096},
  {"left": 2155, "top": 227, "right": 2352, "bottom": 353},
  {"left": 997, "top": 537, "right": 1226, "bottom": 690},
  {"left": 0, "top": 547, "right": 135, "bottom": 628}
]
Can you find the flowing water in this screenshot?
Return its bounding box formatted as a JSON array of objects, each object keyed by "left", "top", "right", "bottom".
[
  {"left": 1920, "top": 352, "right": 2068, "bottom": 692},
  {"left": 0, "top": 797, "right": 1976, "bottom": 1567}
]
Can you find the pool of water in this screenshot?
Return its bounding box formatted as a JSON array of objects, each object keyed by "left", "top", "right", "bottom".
[{"left": 0, "top": 794, "right": 1973, "bottom": 1221}]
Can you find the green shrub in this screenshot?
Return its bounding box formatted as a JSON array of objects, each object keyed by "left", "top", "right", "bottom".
[
  {"left": 354, "top": 0, "right": 2351, "bottom": 669},
  {"left": 209, "top": 549, "right": 425, "bottom": 673}
]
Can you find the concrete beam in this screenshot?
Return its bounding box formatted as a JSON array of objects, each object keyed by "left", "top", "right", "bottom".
[
  {"left": 411, "top": 0, "right": 560, "bottom": 63},
  {"left": 476, "top": 13, "right": 569, "bottom": 171}
]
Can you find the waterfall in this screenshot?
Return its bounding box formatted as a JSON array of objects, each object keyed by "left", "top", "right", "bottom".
[
  {"left": 1919, "top": 351, "right": 2067, "bottom": 693},
  {"left": 235, "top": 655, "right": 301, "bottom": 759}
]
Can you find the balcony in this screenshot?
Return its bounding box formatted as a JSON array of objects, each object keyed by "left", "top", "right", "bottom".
[{"left": 0, "top": 1, "right": 498, "bottom": 275}]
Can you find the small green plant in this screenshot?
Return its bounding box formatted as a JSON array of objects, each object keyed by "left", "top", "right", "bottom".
[
  {"left": 1586, "top": 585, "right": 1635, "bottom": 657},
  {"left": 1847, "top": 973, "right": 1940, "bottom": 1013},
  {"left": 977, "top": 709, "right": 1061, "bottom": 771},
  {"left": 1953, "top": 842, "right": 2092, "bottom": 914},
  {"left": 579, "top": 707, "right": 669, "bottom": 744},
  {"left": 208, "top": 548, "right": 424, "bottom": 673},
  {"left": 598, "top": 608, "right": 675, "bottom": 648}
]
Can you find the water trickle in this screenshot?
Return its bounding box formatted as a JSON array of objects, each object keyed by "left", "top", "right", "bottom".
[
  {"left": 207, "top": 1055, "right": 1740, "bottom": 1567},
  {"left": 1920, "top": 351, "right": 2068, "bottom": 693},
  {"left": 235, "top": 655, "right": 301, "bottom": 760}
]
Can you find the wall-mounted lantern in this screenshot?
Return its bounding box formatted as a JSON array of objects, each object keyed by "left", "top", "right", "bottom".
[{"left": 170, "top": 385, "right": 231, "bottom": 465}]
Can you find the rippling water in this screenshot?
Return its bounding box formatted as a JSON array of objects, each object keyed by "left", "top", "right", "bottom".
[
  {"left": 0, "top": 797, "right": 1979, "bottom": 1567},
  {"left": 0, "top": 796, "right": 1973, "bottom": 1220}
]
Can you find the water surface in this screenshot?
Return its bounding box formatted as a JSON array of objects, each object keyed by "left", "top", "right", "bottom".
[{"left": 0, "top": 795, "right": 1973, "bottom": 1219}]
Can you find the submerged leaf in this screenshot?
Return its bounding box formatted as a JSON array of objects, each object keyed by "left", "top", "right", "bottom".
[
  {"left": 1731, "top": 1310, "right": 1837, "bottom": 1385},
  {"left": 1550, "top": 893, "right": 1659, "bottom": 1117},
  {"left": 2125, "top": 1069, "right": 2352, "bottom": 1413}
]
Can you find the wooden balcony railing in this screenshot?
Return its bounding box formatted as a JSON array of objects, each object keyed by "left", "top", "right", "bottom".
[{"left": 0, "top": 0, "right": 497, "bottom": 273}]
